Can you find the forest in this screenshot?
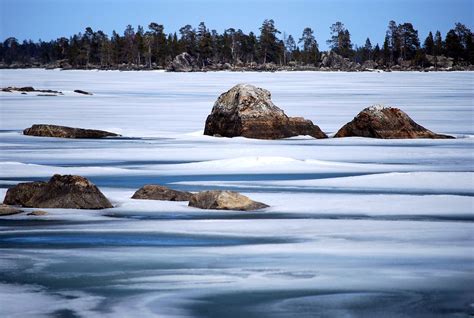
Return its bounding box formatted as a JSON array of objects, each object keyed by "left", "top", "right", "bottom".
[{"left": 1, "top": 19, "right": 473, "bottom": 71}]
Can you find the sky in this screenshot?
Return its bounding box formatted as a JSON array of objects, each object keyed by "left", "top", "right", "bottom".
[{"left": 1, "top": 0, "right": 473, "bottom": 49}]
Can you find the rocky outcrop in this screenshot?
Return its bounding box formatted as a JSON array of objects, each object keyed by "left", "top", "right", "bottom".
[
  {"left": 204, "top": 84, "right": 327, "bottom": 139},
  {"left": 3, "top": 174, "right": 113, "bottom": 209},
  {"left": 426, "top": 55, "right": 454, "bottom": 68},
  {"left": 23, "top": 124, "right": 120, "bottom": 138},
  {"left": 189, "top": 190, "right": 269, "bottom": 211},
  {"left": 132, "top": 185, "right": 192, "bottom": 201},
  {"left": 334, "top": 105, "right": 454, "bottom": 139},
  {"left": 0, "top": 204, "right": 23, "bottom": 216},
  {"left": 167, "top": 52, "right": 199, "bottom": 72}
]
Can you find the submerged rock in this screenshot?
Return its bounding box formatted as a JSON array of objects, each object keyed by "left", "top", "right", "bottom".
[
  {"left": 27, "top": 210, "right": 48, "bottom": 216},
  {"left": 189, "top": 190, "right": 269, "bottom": 211},
  {"left": 204, "top": 84, "right": 327, "bottom": 139},
  {"left": 132, "top": 185, "right": 192, "bottom": 201},
  {"left": 23, "top": 124, "right": 120, "bottom": 139},
  {"left": 3, "top": 174, "right": 113, "bottom": 209},
  {"left": 334, "top": 105, "right": 454, "bottom": 139},
  {"left": 0, "top": 204, "right": 23, "bottom": 216}
]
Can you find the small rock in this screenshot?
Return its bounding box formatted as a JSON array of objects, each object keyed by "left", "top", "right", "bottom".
[
  {"left": 23, "top": 124, "right": 120, "bottom": 139},
  {"left": 0, "top": 204, "right": 23, "bottom": 216},
  {"left": 132, "top": 185, "right": 192, "bottom": 201},
  {"left": 3, "top": 174, "right": 113, "bottom": 209},
  {"left": 189, "top": 190, "right": 269, "bottom": 211},
  {"left": 334, "top": 105, "right": 454, "bottom": 139},
  {"left": 74, "top": 89, "right": 93, "bottom": 95},
  {"left": 27, "top": 210, "right": 48, "bottom": 216}
]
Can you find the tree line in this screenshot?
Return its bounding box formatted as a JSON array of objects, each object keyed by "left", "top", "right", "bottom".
[{"left": 1, "top": 19, "right": 473, "bottom": 69}]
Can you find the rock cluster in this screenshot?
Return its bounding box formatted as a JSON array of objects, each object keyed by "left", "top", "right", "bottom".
[
  {"left": 24, "top": 124, "right": 120, "bottom": 139},
  {"left": 189, "top": 190, "right": 269, "bottom": 211},
  {"left": 3, "top": 174, "right": 113, "bottom": 209},
  {"left": 204, "top": 84, "right": 327, "bottom": 139},
  {"left": 132, "top": 185, "right": 192, "bottom": 201},
  {"left": 334, "top": 105, "right": 454, "bottom": 139}
]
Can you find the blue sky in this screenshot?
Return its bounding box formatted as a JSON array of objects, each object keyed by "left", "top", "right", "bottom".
[{"left": 1, "top": 0, "right": 473, "bottom": 49}]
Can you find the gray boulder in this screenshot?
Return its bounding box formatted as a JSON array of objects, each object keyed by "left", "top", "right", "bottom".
[
  {"left": 189, "top": 190, "right": 269, "bottom": 211},
  {"left": 167, "top": 52, "right": 199, "bottom": 72},
  {"left": 132, "top": 185, "right": 192, "bottom": 201}
]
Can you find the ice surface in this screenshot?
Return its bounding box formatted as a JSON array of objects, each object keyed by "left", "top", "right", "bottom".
[{"left": 0, "top": 70, "right": 473, "bottom": 317}]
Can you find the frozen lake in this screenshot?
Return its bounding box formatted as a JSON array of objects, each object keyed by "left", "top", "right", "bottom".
[{"left": 0, "top": 69, "right": 473, "bottom": 317}]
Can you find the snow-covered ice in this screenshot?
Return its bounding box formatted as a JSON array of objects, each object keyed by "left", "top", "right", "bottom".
[{"left": 0, "top": 69, "right": 473, "bottom": 317}]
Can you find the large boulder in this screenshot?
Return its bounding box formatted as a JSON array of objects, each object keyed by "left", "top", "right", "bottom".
[
  {"left": 23, "top": 124, "right": 120, "bottom": 138},
  {"left": 167, "top": 52, "right": 199, "bottom": 72},
  {"left": 204, "top": 84, "right": 327, "bottom": 139},
  {"left": 334, "top": 105, "right": 454, "bottom": 139},
  {"left": 320, "top": 51, "right": 360, "bottom": 71},
  {"left": 3, "top": 174, "right": 113, "bottom": 209},
  {"left": 189, "top": 190, "right": 269, "bottom": 211},
  {"left": 0, "top": 204, "right": 23, "bottom": 216},
  {"left": 132, "top": 185, "right": 192, "bottom": 201}
]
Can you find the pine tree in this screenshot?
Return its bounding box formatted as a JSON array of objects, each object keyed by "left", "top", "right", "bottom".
[
  {"left": 387, "top": 20, "right": 400, "bottom": 63},
  {"left": 299, "top": 27, "right": 319, "bottom": 65},
  {"left": 285, "top": 34, "right": 296, "bottom": 64},
  {"left": 382, "top": 34, "right": 390, "bottom": 64},
  {"left": 398, "top": 23, "right": 420, "bottom": 60},
  {"left": 423, "top": 32, "right": 434, "bottom": 55},
  {"left": 445, "top": 29, "right": 463, "bottom": 60},
  {"left": 363, "top": 38, "right": 372, "bottom": 61},
  {"left": 434, "top": 30, "right": 443, "bottom": 57},
  {"left": 197, "top": 22, "right": 212, "bottom": 65},
  {"left": 258, "top": 19, "right": 281, "bottom": 64}
]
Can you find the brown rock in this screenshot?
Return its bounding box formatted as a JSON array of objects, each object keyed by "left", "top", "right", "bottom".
[
  {"left": 189, "top": 190, "right": 269, "bottom": 211},
  {"left": 131, "top": 185, "right": 192, "bottom": 201},
  {"left": 3, "top": 174, "right": 113, "bottom": 209},
  {"left": 23, "top": 124, "right": 120, "bottom": 139},
  {"left": 204, "top": 84, "right": 327, "bottom": 139},
  {"left": 334, "top": 105, "right": 454, "bottom": 139},
  {"left": 0, "top": 204, "right": 23, "bottom": 216},
  {"left": 27, "top": 210, "right": 48, "bottom": 216}
]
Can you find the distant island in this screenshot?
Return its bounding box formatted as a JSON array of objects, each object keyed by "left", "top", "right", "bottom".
[{"left": 1, "top": 19, "right": 473, "bottom": 72}]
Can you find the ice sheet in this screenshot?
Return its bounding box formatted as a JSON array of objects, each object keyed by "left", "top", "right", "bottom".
[{"left": 0, "top": 70, "right": 473, "bottom": 317}]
